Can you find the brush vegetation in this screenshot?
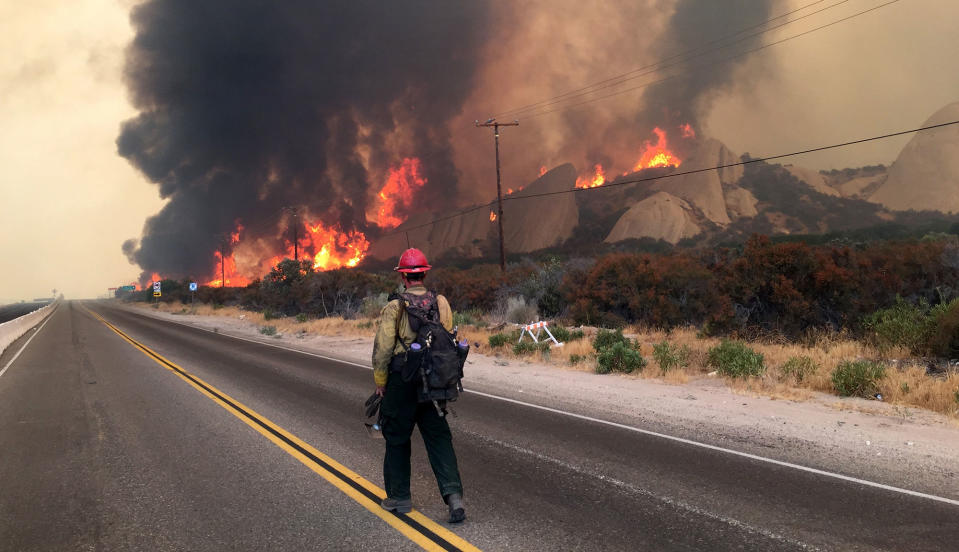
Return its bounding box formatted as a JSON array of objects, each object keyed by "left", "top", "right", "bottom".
[{"left": 128, "top": 233, "right": 959, "bottom": 420}]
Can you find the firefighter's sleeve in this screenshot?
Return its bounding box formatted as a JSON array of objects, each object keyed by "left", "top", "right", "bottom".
[
  {"left": 437, "top": 294, "right": 454, "bottom": 332},
  {"left": 372, "top": 300, "right": 400, "bottom": 388}
]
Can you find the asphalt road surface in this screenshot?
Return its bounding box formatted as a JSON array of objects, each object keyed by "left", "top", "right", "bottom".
[
  {"left": 1, "top": 301, "right": 956, "bottom": 551},
  {"left": 0, "top": 302, "right": 49, "bottom": 324}
]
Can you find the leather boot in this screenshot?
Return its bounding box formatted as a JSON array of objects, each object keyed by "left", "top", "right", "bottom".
[
  {"left": 381, "top": 497, "right": 412, "bottom": 514},
  {"left": 446, "top": 493, "right": 465, "bottom": 523}
]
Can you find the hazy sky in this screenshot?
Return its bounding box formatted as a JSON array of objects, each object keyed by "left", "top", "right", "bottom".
[{"left": 0, "top": 0, "right": 956, "bottom": 302}]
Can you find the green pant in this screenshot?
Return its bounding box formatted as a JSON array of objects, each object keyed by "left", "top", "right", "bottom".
[{"left": 381, "top": 369, "right": 463, "bottom": 501}]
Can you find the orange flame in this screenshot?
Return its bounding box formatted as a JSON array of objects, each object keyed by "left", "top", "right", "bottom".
[
  {"left": 680, "top": 123, "right": 695, "bottom": 139},
  {"left": 632, "top": 127, "right": 681, "bottom": 172},
  {"left": 576, "top": 164, "right": 607, "bottom": 189},
  {"left": 301, "top": 221, "right": 369, "bottom": 270},
  {"left": 490, "top": 211, "right": 497, "bottom": 222},
  {"left": 539, "top": 166, "right": 548, "bottom": 177},
  {"left": 204, "top": 251, "right": 253, "bottom": 288},
  {"left": 375, "top": 157, "right": 427, "bottom": 228}
]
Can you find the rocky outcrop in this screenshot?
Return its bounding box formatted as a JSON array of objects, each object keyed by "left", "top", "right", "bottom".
[
  {"left": 724, "top": 186, "right": 759, "bottom": 219},
  {"left": 367, "top": 164, "right": 578, "bottom": 260},
  {"left": 604, "top": 192, "right": 701, "bottom": 245},
  {"left": 784, "top": 165, "right": 840, "bottom": 197},
  {"left": 837, "top": 174, "right": 885, "bottom": 200},
  {"left": 501, "top": 163, "right": 579, "bottom": 253},
  {"left": 648, "top": 138, "right": 739, "bottom": 225},
  {"left": 870, "top": 102, "right": 959, "bottom": 212}
]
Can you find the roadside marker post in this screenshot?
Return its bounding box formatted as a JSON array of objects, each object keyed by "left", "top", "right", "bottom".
[
  {"left": 153, "top": 281, "right": 161, "bottom": 305},
  {"left": 189, "top": 282, "right": 197, "bottom": 309},
  {"left": 517, "top": 321, "right": 563, "bottom": 347}
]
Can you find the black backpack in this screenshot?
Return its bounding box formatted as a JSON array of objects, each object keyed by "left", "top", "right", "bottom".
[{"left": 399, "top": 291, "right": 467, "bottom": 410}]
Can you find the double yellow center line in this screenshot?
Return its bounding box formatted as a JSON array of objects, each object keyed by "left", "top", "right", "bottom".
[{"left": 85, "top": 307, "right": 480, "bottom": 552}]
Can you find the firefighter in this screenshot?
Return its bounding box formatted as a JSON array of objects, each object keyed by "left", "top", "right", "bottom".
[{"left": 372, "top": 248, "right": 466, "bottom": 523}]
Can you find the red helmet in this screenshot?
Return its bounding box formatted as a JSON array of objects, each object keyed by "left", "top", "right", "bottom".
[{"left": 394, "top": 248, "right": 432, "bottom": 273}]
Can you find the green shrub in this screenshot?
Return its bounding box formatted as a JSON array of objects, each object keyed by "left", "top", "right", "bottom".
[
  {"left": 596, "top": 342, "right": 646, "bottom": 374},
  {"left": 295, "top": 313, "right": 308, "bottom": 323},
  {"left": 781, "top": 356, "right": 817, "bottom": 383},
  {"left": 927, "top": 299, "right": 959, "bottom": 359},
  {"left": 863, "top": 298, "right": 933, "bottom": 355},
  {"left": 453, "top": 309, "right": 486, "bottom": 328},
  {"left": 651, "top": 341, "right": 690, "bottom": 375},
  {"left": 831, "top": 360, "right": 885, "bottom": 397},
  {"left": 488, "top": 333, "right": 511, "bottom": 348},
  {"left": 360, "top": 293, "right": 390, "bottom": 319},
  {"left": 707, "top": 340, "right": 765, "bottom": 378},
  {"left": 259, "top": 325, "right": 277, "bottom": 336},
  {"left": 550, "top": 326, "right": 585, "bottom": 343},
  {"left": 513, "top": 341, "right": 550, "bottom": 355},
  {"left": 263, "top": 309, "right": 280, "bottom": 320},
  {"left": 592, "top": 329, "right": 632, "bottom": 353},
  {"left": 569, "top": 354, "right": 588, "bottom": 365},
  {"left": 358, "top": 320, "right": 374, "bottom": 329}
]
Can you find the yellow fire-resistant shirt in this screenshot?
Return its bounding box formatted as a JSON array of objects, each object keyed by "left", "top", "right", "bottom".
[{"left": 372, "top": 285, "right": 453, "bottom": 388}]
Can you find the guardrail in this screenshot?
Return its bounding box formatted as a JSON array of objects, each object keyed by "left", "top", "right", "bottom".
[{"left": 0, "top": 301, "right": 58, "bottom": 357}]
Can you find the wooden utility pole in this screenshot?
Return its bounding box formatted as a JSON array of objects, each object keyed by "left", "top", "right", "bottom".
[
  {"left": 285, "top": 206, "right": 299, "bottom": 261},
  {"left": 475, "top": 118, "right": 519, "bottom": 272},
  {"left": 216, "top": 233, "right": 229, "bottom": 288}
]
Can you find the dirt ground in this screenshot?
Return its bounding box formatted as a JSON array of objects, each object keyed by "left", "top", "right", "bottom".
[{"left": 124, "top": 302, "right": 959, "bottom": 500}]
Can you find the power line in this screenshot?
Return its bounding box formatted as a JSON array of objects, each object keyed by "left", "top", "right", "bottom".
[
  {"left": 382, "top": 119, "right": 959, "bottom": 236},
  {"left": 494, "top": 0, "right": 849, "bottom": 119},
  {"left": 512, "top": 0, "right": 903, "bottom": 120}
]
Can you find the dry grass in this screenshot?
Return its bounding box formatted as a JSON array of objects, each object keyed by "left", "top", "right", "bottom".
[
  {"left": 137, "top": 301, "right": 377, "bottom": 338},
  {"left": 136, "top": 301, "right": 959, "bottom": 420}
]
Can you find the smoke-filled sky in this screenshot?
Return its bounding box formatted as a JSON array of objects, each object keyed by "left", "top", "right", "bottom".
[{"left": 1, "top": 0, "right": 958, "bottom": 301}]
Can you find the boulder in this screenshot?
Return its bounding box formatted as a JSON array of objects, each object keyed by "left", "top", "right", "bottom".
[
  {"left": 605, "top": 192, "right": 701, "bottom": 245},
  {"left": 784, "top": 165, "right": 840, "bottom": 197},
  {"left": 870, "top": 102, "right": 959, "bottom": 212},
  {"left": 501, "top": 163, "right": 579, "bottom": 253},
  {"left": 367, "top": 163, "right": 578, "bottom": 260},
  {"left": 648, "top": 138, "right": 737, "bottom": 225},
  {"left": 724, "top": 186, "right": 759, "bottom": 219}
]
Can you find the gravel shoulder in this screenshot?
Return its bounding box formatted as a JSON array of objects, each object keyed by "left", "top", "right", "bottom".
[{"left": 119, "top": 302, "right": 959, "bottom": 501}]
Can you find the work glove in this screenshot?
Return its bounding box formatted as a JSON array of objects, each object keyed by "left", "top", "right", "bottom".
[{"left": 364, "top": 392, "right": 382, "bottom": 418}]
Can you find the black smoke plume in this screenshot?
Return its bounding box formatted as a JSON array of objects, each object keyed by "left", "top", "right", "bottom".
[{"left": 119, "top": 1, "right": 490, "bottom": 280}]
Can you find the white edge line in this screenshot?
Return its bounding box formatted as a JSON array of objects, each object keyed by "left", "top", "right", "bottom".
[
  {"left": 103, "top": 303, "right": 959, "bottom": 508},
  {"left": 0, "top": 304, "right": 59, "bottom": 379}
]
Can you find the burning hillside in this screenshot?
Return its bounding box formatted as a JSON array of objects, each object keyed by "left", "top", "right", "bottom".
[
  {"left": 575, "top": 125, "right": 692, "bottom": 189},
  {"left": 119, "top": 1, "right": 781, "bottom": 284}
]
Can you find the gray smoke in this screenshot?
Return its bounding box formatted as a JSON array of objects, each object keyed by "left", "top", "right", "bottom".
[
  {"left": 640, "top": 0, "right": 775, "bottom": 130},
  {"left": 119, "top": 1, "right": 490, "bottom": 280}
]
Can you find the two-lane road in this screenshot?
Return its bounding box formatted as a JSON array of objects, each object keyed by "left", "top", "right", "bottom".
[{"left": 1, "top": 301, "right": 956, "bottom": 551}]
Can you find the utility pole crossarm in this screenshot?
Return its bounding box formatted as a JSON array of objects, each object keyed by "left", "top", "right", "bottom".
[{"left": 474, "top": 118, "right": 518, "bottom": 273}]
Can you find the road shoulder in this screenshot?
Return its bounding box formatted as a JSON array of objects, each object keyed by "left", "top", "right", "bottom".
[{"left": 116, "top": 301, "right": 959, "bottom": 499}]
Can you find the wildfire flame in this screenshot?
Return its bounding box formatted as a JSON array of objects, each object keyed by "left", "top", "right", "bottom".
[
  {"left": 302, "top": 221, "right": 369, "bottom": 270},
  {"left": 575, "top": 164, "right": 606, "bottom": 189},
  {"left": 539, "top": 166, "right": 548, "bottom": 177},
  {"left": 490, "top": 211, "right": 497, "bottom": 222},
  {"left": 632, "top": 127, "right": 682, "bottom": 172},
  {"left": 205, "top": 251, "right": 253, "bottom": 288},
  {"left": 199, "top": 218, "right": 370, "bottom": 288},
  {"left": 375, "top": 157, "right": 427, "bottom": 228},
  {"left": 574, "top": 126, "right": 691, "bottom": 190}
]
